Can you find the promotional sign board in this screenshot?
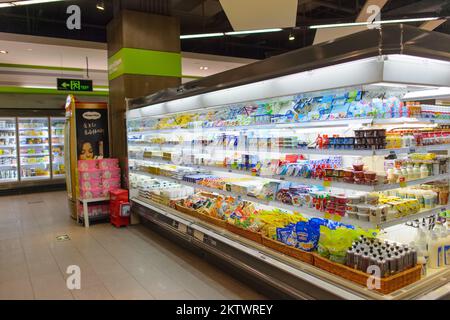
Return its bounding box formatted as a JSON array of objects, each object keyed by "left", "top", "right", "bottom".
[{"left": 75, "top": 107, "right": 109, "bottom": 160}]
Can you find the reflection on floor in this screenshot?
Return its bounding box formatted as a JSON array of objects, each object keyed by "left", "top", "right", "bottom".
[{"left": 0, "top": 191, "right": 266, "bottom": 300}]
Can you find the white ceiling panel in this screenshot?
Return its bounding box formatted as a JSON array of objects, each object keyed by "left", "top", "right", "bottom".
[{"left": 219, "top": 0, "right": 298, "bottom": 31}]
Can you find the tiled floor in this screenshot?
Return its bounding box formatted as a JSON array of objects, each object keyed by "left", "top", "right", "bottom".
[{"left": 0, "top": 191, "right": 266, "bottom": 300}]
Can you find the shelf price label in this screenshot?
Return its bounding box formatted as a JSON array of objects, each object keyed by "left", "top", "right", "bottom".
[
  {"left": 323, "top": 178, "right": 332, "bottom": 187},
  {"left": 177, "top": 223, "right": 187, "bottom": 234},
  {"left": 399, "top": 177, "right": 407, "bottom": 188}
]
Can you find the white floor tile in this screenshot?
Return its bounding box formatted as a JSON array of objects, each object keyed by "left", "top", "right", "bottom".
[{"left": 0, "top": 191, "right": 264, "bottom": 300}]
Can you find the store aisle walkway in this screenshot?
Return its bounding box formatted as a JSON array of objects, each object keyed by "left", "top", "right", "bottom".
[{"left": 0, "top": 191, "right": 266, "bottom": 300}]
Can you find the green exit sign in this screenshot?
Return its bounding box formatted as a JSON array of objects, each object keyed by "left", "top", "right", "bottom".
[{"left": 57, "top": 78, "right": 93, "bottom": 92}]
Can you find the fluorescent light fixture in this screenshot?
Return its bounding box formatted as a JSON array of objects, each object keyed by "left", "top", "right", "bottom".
[
  {"left": 21, "top": 85, "right": 56, "bottom": 89},
  {"left": 369, "top": 82, "right": 439, "bottom": 89},
  {"left": 96, "top": 1, "right": 104, "bottom": 10},
  {"left": 0, "top": 0, "right": 65, "bottom": 7},
  {"left": 94, "top": 87, "right": 109, "bottom": 92},
  {"left": 369, "top": 82, "right": 408, "bottom": 88},
  {"left": 180, "top": 33, "right": 224, "bottom": 39},
  {"left": 225, "top": 28, "right": 283, "bottom": 35},
  {"left": 403, "top": 87, "right": 450, "bottom": 100},
  {"left": 310, "top": 17, "right": 440, "bottom": 29},
  {"left": 0, "top": 50, "right": 8, "bottom": 54}
]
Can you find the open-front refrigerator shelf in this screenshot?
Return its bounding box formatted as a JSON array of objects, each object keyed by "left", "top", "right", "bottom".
[
  {"left": 127, "top": 101, "right": 450, "bottom": 299},
  {"left": 125, "top": 28, "right": 450, "bottom": 300}
]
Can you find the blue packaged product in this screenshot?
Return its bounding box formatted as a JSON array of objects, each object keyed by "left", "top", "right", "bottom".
[
  {"left": 277, "top": 225, "right": 296, "bottom": 247},
  {"left": 295, "top": 220, "right": 321, "bottom": 252}
]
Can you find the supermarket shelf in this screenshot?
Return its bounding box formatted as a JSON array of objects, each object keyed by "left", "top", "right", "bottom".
[
  {"left": 131, "top": 169, "right": 450, "bottom": 229},
  {"left": 78, "top": 196, "right": 110, "bottom": 203},
  {"left": 0, "top": 128, "right": 16, "bottom": 131},
  {"left": 52, "top": 143, "right": 64, "bottom": 146},
  {"left": 21, "top": 176, "right": 50, "bottom": 181},
  {"left": 0, "top": 178, "right": 18, "bottom": 183},
  {"left": 127, "top": 117, "right": 449, "bottom": 136},
  {"left": 276, "top": 174, "right": 450, "bottom": 192},
  {"left": 78, "top": 214, "right": 110, "bottom": 224},
  {"left": 51, "top": 135, "right": 64, "bottom": 138},
  {"left": 0, "top": 145, "right": 16, "bottom": 148},
  {"left": 128, "top": 143, "right": 445, "bottom": 157},
  {"left": 21, "top": 162, "right": 50, "bottom": 166},
  {"left": 19, "top": 135, "right": 48, "bottom": 138},
  {"left": 53, "top": 174, "right": 66, "bottom": 178},
  {"left": 20, "top": 153, "right": 49, "bottom": 157},
  {"left": 0, "top": 164, "right": 17, "bottom": 168},
  {"left": 19, "top": 127, "right": 48, "bottom": 131},
  {"left": 132, "top": 197, "right": 450, "bottom": 300},
  {"left": 380, "top": 205, "right": 448, "bottom": 229},
  {"left": 414, "top": 144, "right": 450, "bottom": 153},
  {"left": 20, "top": 144, "right": 49, "bottom": 147},
  {"left": 0, "top": 155, "right": 16, "bottom": 158},
  {"left": 130, "top": 169, "right": 373, "bottom": 229},
  {"left": 372, "top": 117, "right": 448, "bottom": 125},
  {"left": 132, "top": 197, "right": 366, "bottom": 300},
  {"left": 373, "top": 174, "right": 450, "bottom": 191},
  {"left": 130, "top": 157, "right": 450, "bottom": 192},
  {"left": 128, "top": 118, "right": 374, "bottom": 135}
]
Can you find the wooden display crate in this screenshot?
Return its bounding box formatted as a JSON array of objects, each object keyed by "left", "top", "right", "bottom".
[
  {"left": 225, "top": 223, "right": 262, "bottom": 244},
  {"left": 312, "top": 253, "right": 422, "bottom": 294},
  {"left": 261, "top": 237, "right": 314, "bottom": 264},
  {"left": 174, "top": 204, "right": 227, "bottom": 228}
]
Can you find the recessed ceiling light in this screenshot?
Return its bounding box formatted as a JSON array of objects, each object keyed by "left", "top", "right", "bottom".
[
  {"left": 288, "top": 33, "right": 295, "bottom": 41},
  {"left": 0, "top": 50, "right": 8, "bottom": 54},
  {"left": 27, "top": 48, "right": 33, "bottom": 51},
  {"left": 309, "top": 17, "right": 440, "bottom": 29},
  {"left": 200, "top": 66, "right": 209, "bottom": 70},
  {"left": 225, "top": 28, "right": 283, "bottom": 36},
  {"left": 180, "top": 33, "right": 224, "bottom": 39},
  {"left": 96, "top": 1, "right": 104, "bottom": 10}
]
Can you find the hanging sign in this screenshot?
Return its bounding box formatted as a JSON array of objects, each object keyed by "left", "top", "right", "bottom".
[{"left": 58, "top": 78, "right": 93, "bottom": 92}]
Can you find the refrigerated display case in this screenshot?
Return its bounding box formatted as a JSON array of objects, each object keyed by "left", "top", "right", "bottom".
[
  {"left": 0, "top": 115, "right": 65, "bottom": 191},
  {"left": 0, "top": 118, "right": 18, "bottom": 183},
  {"left": 51, "top": 117, "right": 66, "bottom": 179},
  {"left": 125, "top": 26, "right": 450, "bottom": 300},
  {"left": 18, "top": 117, "right": 51, "bottom": 180}
]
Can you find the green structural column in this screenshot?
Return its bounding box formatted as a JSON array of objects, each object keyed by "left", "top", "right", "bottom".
[{"left": 107, "top": 10, "right": 181, "bottom": 181}]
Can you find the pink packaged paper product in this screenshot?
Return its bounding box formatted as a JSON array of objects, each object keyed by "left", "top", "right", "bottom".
[
  {"left": 77, "top": 204, "right": 110, "bottom": 217},
  {"left": 79, "top": 178, "right": 102, "bottom": 190},
  {"left": 98, "top": 158, "right": 119, "bottom": 170},
  {"left": 79, "top": 169, "right": 102, "bottom": 180},
  {"left": 80, "top": 188, "right": 104, "bottom": 199},
  {"left": 102, "top": 178, "right": 120, "bottom": 190},
  {"left": 78, "top": 160, "right": 98, "bottom": 171},
  {"left": 102, "top": 168, "right": 121, "bottom": 179}
]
